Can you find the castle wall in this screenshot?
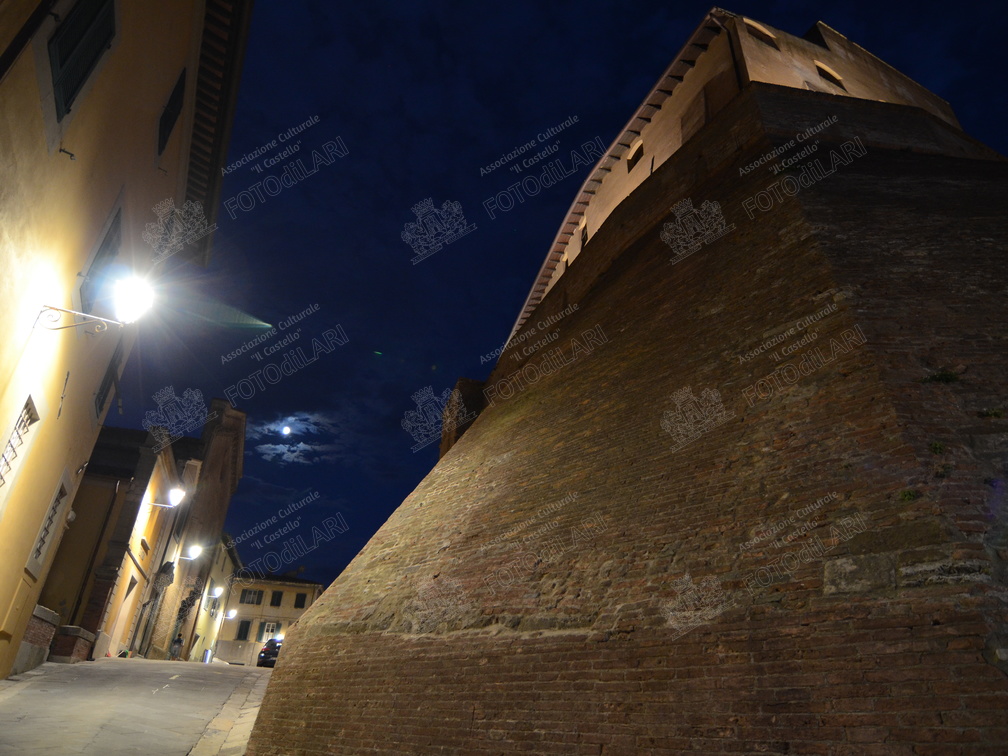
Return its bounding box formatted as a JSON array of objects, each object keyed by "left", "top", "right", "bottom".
[{"left": 247, "top": 85, "right": 1008, "bottom": 754}]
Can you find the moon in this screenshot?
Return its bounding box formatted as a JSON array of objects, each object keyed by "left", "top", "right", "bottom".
[{"left": 282, "top": 426, "right": 291, "bottom": 435}]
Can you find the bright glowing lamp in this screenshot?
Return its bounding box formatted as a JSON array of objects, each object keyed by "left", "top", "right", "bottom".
[
  {"left": 213, "top": 586, "right": 224, "bottom": 598},
  {"left": 112, "top": 276, "right": 154, "bottom": 324},
  {"left": 179, "top": 545, "right": 204, "bottom": 561},
  {"left": 168, "top": 488, "right": 186, "bottom": 507},
  {"left": 226, "top": 609, "right": 237, "bottom": 619}
]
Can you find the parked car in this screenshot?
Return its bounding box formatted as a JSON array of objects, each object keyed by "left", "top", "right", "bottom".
[{"left": 257, "top": 638, "right": 282, "bottom": 667}]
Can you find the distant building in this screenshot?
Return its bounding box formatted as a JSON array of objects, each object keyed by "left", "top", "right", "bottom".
[
  {"left": 215, "top": 573, "right": 324, "bottom": 667},
  {"left": 130, "top": 402, "right": 246, "bottom": 661},
  {"left": 186, "top": 535, "right": 242, "bottom": 664},
  {"left": 36, "top": 401, "right": 245, "bottom": 666},
  {"left": 0, "top": 0, "right": 252, "bottom": 679}
]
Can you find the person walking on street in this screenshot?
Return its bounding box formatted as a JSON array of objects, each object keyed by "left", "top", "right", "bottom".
[{"left": 170, "top": 634, "right": 184, "bottom": 661}]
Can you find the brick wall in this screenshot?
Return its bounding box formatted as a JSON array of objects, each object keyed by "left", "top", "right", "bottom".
[
  {"left": 50, "top": 626, "right": 96, "bottom": 663},
  {"left": 20, "top": 610, "right": 57, "bottom": 648},
  {"left": 10, "top": 605, "right": 59, "bottom": 675},
  {"left": 247, "top": 86, "right": 1008, "bottom": 754}
]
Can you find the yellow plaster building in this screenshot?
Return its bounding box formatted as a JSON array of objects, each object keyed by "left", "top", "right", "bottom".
[
  {"left": 0, "top": 0, "right": 251, "bottom": 678},
  {"left": 37, "top": 400, "right": 245, "bottom": 667},
  {"left": 215, "top": 573, "right": 323, "bottom": 667}
]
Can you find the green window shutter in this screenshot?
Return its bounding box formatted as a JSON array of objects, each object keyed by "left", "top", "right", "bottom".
[
  {"left": 275, "top": 622, "right": 282, "bottom": 635},
  {"left": 256, "top": 622, "right": 266, "bottom": 642}
]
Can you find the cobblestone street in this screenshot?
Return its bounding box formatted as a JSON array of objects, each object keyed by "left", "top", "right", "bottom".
[{"left": 0, "top": 658, "right": 269, "bottom": 755}]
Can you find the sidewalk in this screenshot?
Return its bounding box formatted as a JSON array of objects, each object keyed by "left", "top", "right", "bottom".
[{"left": 0, "top": 657, "right": 271, "bottom": 755}]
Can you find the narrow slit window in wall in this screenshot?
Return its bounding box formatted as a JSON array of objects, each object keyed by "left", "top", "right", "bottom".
[
  {"left": 815, "top": 61, "right": 846, "bottom": 91},
  {"left": 626, "top": 142, "right": 644, "bottom": 172}
]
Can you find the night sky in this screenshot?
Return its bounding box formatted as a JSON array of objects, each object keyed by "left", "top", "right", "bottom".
[{"left": 112, "top": 0, "right": 1008, "bottom": 587}]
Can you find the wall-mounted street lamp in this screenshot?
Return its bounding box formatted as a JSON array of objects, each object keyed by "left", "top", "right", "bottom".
[
  {"left": 36, "top": 275, "right": 154, "bottom": 333},
  {"left": 226, "top": 609, "right": 237, "bottom": 619},
  {"left": 213, "top": 586, "right": 224, "bottom": 598},
  {"left": 179, "top": 545, "right": 203, "bottom": 561},
  {"left": 150, "top": 487, "right": 187, "bottom": 509}
]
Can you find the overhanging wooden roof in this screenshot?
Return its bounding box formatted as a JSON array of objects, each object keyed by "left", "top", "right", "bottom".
[{"left": 182, "top": 0, "right": 254, "bottom": 267}]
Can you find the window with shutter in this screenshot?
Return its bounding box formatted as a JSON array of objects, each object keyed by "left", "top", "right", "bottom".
[
  {"left": 80, "top": 209, "right": 121, "bottom": 315},
  {"left": 26, "top": 474, "right": 72, "bottom": 579},
  {"left": 48, "top": 0, "right": 116, "bottom": 121},
  {"left": 0, "top": 398, "right": 40, "bottom": 489},
  {"left": 158, "top": 69, "right": 186, "bottom": 155}
]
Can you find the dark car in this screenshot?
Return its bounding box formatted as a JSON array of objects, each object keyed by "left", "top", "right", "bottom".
[{"left": 257, "top": 638, "right": 282, "bottom": 667}]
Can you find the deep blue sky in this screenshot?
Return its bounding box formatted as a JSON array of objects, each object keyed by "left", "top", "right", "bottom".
[{"left": 114, "top": 0, "right": 1008, "bottom": 587}]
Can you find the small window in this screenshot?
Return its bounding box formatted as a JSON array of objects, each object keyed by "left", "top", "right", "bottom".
[
  {"left": 1, "top": 398, "right": 40, "bottom": 488},
  {"left": 580, "top": 222, "right": 588, "bottom": 249},
  {"left": 270, "top": 590, "right": 283, "bottom": 607},
  {"left": 626, "top": 142, "right": 643, "bottom": 173},
  {"left": 158, "top": 69, "right": 186, "bottom": 155},
  {"left": 744, "top": 20, "right": 779, "bottom": 50},
  {"left": 48, "top": 0, "right": 116, "bottom": 121},
  {"left": 236, "top": 619, "right": 251, "bottom": 641},
  {"left": 294, "top": 593, "right": 307, "bottom": 609},
  {"left": 240, "top": 589, "right": 263, "bottom": 605},
  {"left": 26, "top": 476, "right": 71, "bottom": 579},
  {"left": 815, "top": 61, "right": 846, "bottom": 91},
  {"left": 80, "top": 209, "right": 121, "bottom": 314}
]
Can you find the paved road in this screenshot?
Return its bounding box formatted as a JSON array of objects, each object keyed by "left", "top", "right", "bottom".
[{"left": 0, "top": 658, "right": 270, "bottom": 755}]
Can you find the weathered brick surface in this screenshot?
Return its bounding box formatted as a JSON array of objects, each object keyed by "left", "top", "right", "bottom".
[
  {"left": 50, "top": 629, "right": 93, "bottom": 662},
  {"left": 20, "top": 612, "right": 57, "bottom": 649},
  {"left": 247, "top": 85, "right": 1008, "bottom": 754}
]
